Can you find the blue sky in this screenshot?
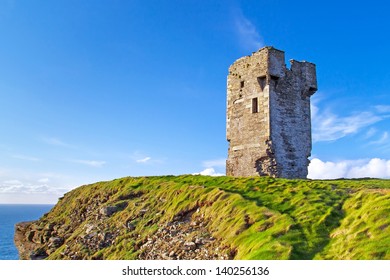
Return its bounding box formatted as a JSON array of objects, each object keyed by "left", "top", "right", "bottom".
[{"left": 0, "top": 0, "right": 389, "bottom": 204}]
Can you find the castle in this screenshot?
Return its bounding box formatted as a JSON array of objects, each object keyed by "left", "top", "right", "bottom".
[{"left": 226, "top": 46, "right": 317, "bottom": 179}]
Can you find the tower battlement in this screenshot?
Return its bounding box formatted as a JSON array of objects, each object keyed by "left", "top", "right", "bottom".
[{"left": 226, "top": 47, "right": 317, "bottom": 178}]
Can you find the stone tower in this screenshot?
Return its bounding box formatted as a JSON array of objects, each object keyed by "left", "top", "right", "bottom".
[{"left": 226, "top": 46, "right": 317, "bottom": 178}]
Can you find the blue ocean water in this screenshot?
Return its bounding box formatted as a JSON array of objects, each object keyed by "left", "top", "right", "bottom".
[{"left": 0, "top": 204, "right": 53, "bottom": 260}]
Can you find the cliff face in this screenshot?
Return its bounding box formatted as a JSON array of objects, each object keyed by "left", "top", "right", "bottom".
[
  {"left": 14, "top": 221, "right": 43, "bottom": 260},
  {"left": 14, "top": 175, "right": 390, "bottom": 260}
]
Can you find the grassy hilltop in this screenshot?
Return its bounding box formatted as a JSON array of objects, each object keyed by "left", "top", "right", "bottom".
[{"left": 15, "top": 175, "right": 390, "bottom": 260}]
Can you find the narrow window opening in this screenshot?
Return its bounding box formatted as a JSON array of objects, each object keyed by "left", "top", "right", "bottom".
[
  {"left": 270, "top": 75, "right": 279, "bottom": 87},
  {"left": 257, "top": 76, "right": 266, "bottom": 91},
  {"left": 308, "top": 87, "right": 317, "bottom": 95},
  {"left": 240, "top": 81, "right": 245, "bottom": 88},
  {"left": 252, "top": 98, "right": 258, "bottom": 113}
]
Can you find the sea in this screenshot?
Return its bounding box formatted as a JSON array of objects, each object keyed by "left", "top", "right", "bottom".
[{"left": 0, "top": 204, "right": 54, "bottom": 260}]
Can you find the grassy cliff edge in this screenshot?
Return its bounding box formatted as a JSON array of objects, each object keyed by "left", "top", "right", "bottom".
[{"left": 14, "top": 175, "right": 390, "bottom": 260}]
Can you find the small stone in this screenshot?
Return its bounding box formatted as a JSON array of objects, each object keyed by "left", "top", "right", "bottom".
[
  {"left": 194, "top": 238, "right": 203, "bottom": 245},
  {"left": 184, "top": 241, "right": 196, "bottom": 250},
  {"left": 127, "top": 222, "right": 136, "bottom": 231},
  {"left": 85, "top": 232, "right": 97, "bottom": 239},
  {"left": 169, "top": 250, "right": 176, "bottom": 257},
  {"left": 45, "top": 223, "right": 55, "bottom": 231},
  {"left": 139, "top": 209, "right": 148, "bottom": 216},
  {"left": 85, "top": 224, "right": 95, "bottom": 234}
]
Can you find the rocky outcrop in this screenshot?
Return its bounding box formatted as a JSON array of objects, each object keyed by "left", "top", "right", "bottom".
[
  {"left": 138, "top": 209, "right": 233, "bottom": 260},
  {"left": 14, "top": 220, "right": 67, "bottom": 260},
  {"left": 13, "top": 190, "right": 234, "bottom": 260},
  {"left": 14, "top": 221, "right": 40, "bottom": 260}
]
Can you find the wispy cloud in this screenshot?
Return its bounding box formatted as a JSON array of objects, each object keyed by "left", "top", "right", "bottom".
[
  {"left": 308, "top": 157, "right": 390, "bottom": 179},
  {"left": 131, "top": 151, "right": 164, "bottom": 165},
  {"left": 375, "top": 105, "right": 390, "bottom": 113},
  {"left": 311, "top": 100, "right": 387, "bottom": 142},
  {"left": 233, "top": 10, "right": 264, "bottom": 51},
  {"left": 42, "top": 137, "right": 72, "bottom": 148},
  {"left": 202, "top": 158, "right": 226, "bottom": 168},
  {"left": 71, "top": 159, "right": 106, "bottom": 167},
  {"left": 136, "top": 157, "right": 151, "bottom": 163},
  {"left": 12, "top": 154, "right": 41, "bottom": 161},
  {"left": 369, "top": 131, "right": 388, "bottom": 145},
  {"left": 364, "top": 127, "right": 378, "bottom": 139}
]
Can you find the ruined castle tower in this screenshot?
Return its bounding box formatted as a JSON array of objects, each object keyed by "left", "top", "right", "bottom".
[{"left": 226, "top": 47, "right": 317, "bottom": 178}]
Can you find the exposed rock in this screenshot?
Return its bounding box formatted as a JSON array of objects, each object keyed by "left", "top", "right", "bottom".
[
  {"left": 48, "top": 237, "right": 64, "bottom": 248},
  {"left": 139, "top": 208, "right": 148, "bottom": 217},
  {"left": 184, "top": 241, "right": 196, "bottom": 251},
  {"left": 30, "top": 248, "right": 48, "bottom": 260},
  {"left": 99, "top": 206, "right": 118, "bottom": 217},
  {"left": 85, "top": 224, "right": 95, "bottom": 234},
  {"left": 14, "top": 222, "right": 37, "bottom": 260},
  {"left": 138, "top": 209, "right": 234, "bottom": 260},
  {"left": 169, "top": 250, "right": 176, "bottom": 257},
  {"left": 127, "top": 222, "right": 136, "bottom": 231}
]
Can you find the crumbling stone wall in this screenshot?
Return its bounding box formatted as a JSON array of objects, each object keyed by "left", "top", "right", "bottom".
[{"left": 226, "top": 47, "right": 317, "bottom": 178}]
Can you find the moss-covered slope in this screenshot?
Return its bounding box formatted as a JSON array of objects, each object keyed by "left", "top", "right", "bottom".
[{"left": 14, "top": 175, "right": 390, "bottom": 260}]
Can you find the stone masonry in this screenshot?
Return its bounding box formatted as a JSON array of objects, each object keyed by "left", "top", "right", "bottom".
[{"left": 226, "top": 46, "right": 317, "bottom": 179}]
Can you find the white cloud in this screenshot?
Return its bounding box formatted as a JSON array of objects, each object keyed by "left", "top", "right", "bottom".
[
  {"left": 38, "top": 178, "right": 50, "bottom": 183},
  {"left": 3, "top": 179, "right": 22, "bottom": 186},
  {"left": 311, "top": 102, "right": 384, "bottom": 142},
  {"left": 308, "top": 158, "right": 390, "bottom": 179},
  {"left": 71, "top": 159, "right": 106, "bottom": 167},
  {"left": 0, "top": 183, "right": 48, "bottom": 194},
  {"left": 0, "top": 178, "right": 66, "bottom": 195},
  {"left": 347, "top": 158, "right": 390, "bottom": 178},
  {"left": 136, "top": 157, "right": 151, "bottom": 163},
  {"left": 0, "top": 168, "right": 78, "bottom": 204},
  {"left": 0, "top": 178, "right": 67, "bottom": 204},
  {"left": 194, "top": 168, "right": 224, "bottom": 177},
  {"left": 194, "top": 158, "right": 226, "bottom": 176},
  {"left": 234, "top": 10, "right": 264, "bottom": 51}
]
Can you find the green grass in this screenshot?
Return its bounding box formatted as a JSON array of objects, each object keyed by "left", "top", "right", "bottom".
[
  {"left": 37, "top": 175, "right": 390, "bottom": 260},
  {"left": 315, "top": 189, "right": 390, "bottom": 259}
]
